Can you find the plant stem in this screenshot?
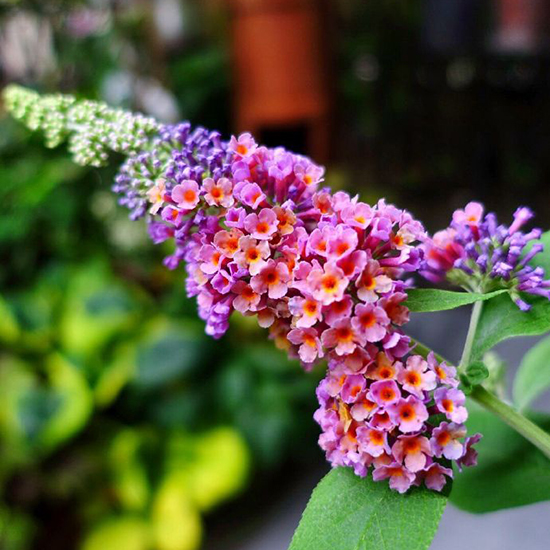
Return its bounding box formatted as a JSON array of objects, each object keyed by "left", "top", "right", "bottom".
[
  {"left": 458, "top": 299, "right": 483, "bottom": 371},
  {"left": 470, "top": 385, "right": 550, "bottom": 460}
]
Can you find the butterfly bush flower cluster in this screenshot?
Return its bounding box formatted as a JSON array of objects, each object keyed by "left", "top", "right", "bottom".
[
  {"left": 4, "top": 86, "right": 481, "bottom": 493},
  {"left": 315, "top": 351, "right": 480, "bottom": 493},
  {"left": 112, "top": 129, "right": 480, "bottom": 492},
  {"left": 422, "top": 202, "right": 550, "bottom": 311}
]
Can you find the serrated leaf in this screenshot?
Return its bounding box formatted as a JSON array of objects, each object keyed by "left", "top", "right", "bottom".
[
  {"left": 288, "top": 467, "right": 446, "bottom": 550},
  {"left": 405, "top": 289, "right": 506, "bottom": 313},
  {"left": 450, "top": 409, "right": 550, "bottom": 513},
  {"left": 471, "top": 293, "right": 550, "bottom": 361},
  {"left": 513, "top": 335, "right": 550, "bottom": 410}
]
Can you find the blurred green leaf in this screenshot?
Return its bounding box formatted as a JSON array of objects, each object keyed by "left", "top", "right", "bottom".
[
  {"left": 289, "top": 468, "right": 447, "bottom": 550},
  {"left": 134, "top": 318, "right": 206, "bottom": 389},
  {"left": 39, "top": 353, "right": 93, "bottom": 452},
  {"left": 0, "top": 294, "right": 20, "bottom": 344},
  {"left": 60, "top": 262, "right": 143, "bottom": 360},
  {"left": 81, "top": 516, "right": 151, "bottom": 550},
  {"left": 450, "top": 409, "right": 550, "bottom": 512},
  {"left": 514, "top": 335, "right": 550, "bottom": 410},
  {"left": 472, "top": 293, "right": 550, "bottom": 361},
  {"left": 109, "top": 430, "right": 150, "bottom": 512},
  {"left": 179, "top": 428, "right": 249, "bottom": 511},
  {"left": 151, "top": 473, "right": 202, "bottom": 550},
  {"left": 94, "top": 344, "right": 136, "bottom": 408}
]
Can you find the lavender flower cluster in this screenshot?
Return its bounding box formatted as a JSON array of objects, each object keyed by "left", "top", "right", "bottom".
[
  {"left": 111, "top": 130, "right": 480, "bottom": 493},
  {"left": 422, "top": 202, "right": 550, "bottom": 310}
]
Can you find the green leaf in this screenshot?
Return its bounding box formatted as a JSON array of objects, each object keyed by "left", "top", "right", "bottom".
[
  {"left": 288, "top": 467, "right": 447, "bottom": 550},
  {"left": 450, "top": 409, "right": 550, "bottom": 513},
  {"left": 405, "top": 289, "right": 506, "bottom": 313},
  {"left": 514, "top": 334, "right": 550, "bottom": 410},
  {"left": 472, "top": 293, "right": 550, "bottom": 361},
  {"left": 465, "top": 361, "right": 489, "bottom": 386},
  {"left": 133, "top": 318, "right": 207, "bottom": 389}
]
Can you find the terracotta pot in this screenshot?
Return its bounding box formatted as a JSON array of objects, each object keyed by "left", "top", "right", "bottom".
[{"left": 228, "top": 0, "right": 331, "bottom": 160}]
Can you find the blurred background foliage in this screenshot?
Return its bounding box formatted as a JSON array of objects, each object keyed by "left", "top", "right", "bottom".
[
  {"left": 2, "top": 0, "right": 550, "bottom": 548},
  {"left": 0, "top": 2, "right": 322, "bottom": 549}
]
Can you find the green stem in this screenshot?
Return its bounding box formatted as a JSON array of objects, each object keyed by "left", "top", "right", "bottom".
[
  {"left": 458, "top": 299, "right": 483, "bottom": 372},
  {"left": 470, "top": 385, "right": 550, "bottom": 460}
]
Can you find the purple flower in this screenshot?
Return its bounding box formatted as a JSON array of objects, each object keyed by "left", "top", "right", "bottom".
[
  {"left": 431, "top": 422, "right": 466, "bottom": 460},
  {"left": 434, "top": 387, "right": 468, "bottom": 424}
]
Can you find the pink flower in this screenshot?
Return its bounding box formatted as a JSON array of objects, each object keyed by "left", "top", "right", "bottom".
[
  {"left": 199, "top": 244, "right": 223, "bottom": 275},
  {"left": 273, "top": 206, "right": 296, "bottom": 235},
  {"left": 341, "top": 374, "right": 366, "bottom": 403},
  {"left": 434, "top": 388, "right": 468, "bottom": 423},
  {"left": 367, "top": 353, "right": 403, "bottom": 381},
  {"left": 427, "top": 353, "right": 459, "bottom": 387},
  {"left": 356, "top": 260, "right": 393, "bottom": 302},
  {"left": 287, "top": 327, "right": 324, "bottom": 363},
  {"left": 379, "top": 292, "right": 409, "bottom": 326},
  {"left": 337, "top": 250, "right": 367, "bottom": 280},
  {"left": 323, "top": 296, "right": 353, "bottom": 326},
  {"left": 229, "top": 132, "right": 257, "bottom": 157},
  {"left": 352, "top": 303, "right": 390, "bottom": 342},
  {"left": 213, "top": 229, "right": 243, "bottom": 258},
  {"left": 372, "top": 463, "right": 415, "bottom": 494},
  {"left": 368, "top": 380, "right": 401, "bottom": 407},
  {"left": 288, "top": 295, "right": 323, "bottom": 328},
  {"left": 146, "top": 178, "right": 166, "bottom": 214},
  {"left": 452, "top": 201, "right": 483, "bottom": 227},
  {"left": 431, "top": 422, "right": 466, "bottom": 460},
  {"left": 307, "top": 227, "right": 332, "bottom": 258},
  {"left": 203, "top": 177, "right": 234, "bottom": 207},
  {"left": 307, "top": 262, "right": 349, "bottom": 305},
  {"left": 234, "top": 236, "right": 270, "bottom": 275},
  {"left": 211, "top": 269, "right": 233, "bottom": 294},
  {"left": 397, "top": 355, "right": 436, "bottom": 398},
  {"left": 232, "top": 281, "right": 261, "bottom": 313},
  {"left": 341, "top": 202, "right": 373, "bottom": 229},
  {"left": 327, "top": 225, "right": 358, "bottom": 260},
  {"left": 312, "top": 191, "right": 334, "bottom": 215},
  {"left": 244, "top": 208, "right": 278, "bottom": 240},
  {"left": 251, "top": 260, "right": 290, "bottom": 299},
  {"left": 357, "top": 427, "right": 391, "bottom": 457},
  {"left": 321, "top": 319, "right": 364, "bottom": 356},
  {"left": 392, "top": 435, "right": 432, "bottom": 472},
  {"left": 225, "top": 206, "right": 246, "bottom": 228},
  {"left": 423, "top": 463, "right": 453, "bottom": 491},
  {"left": 388, "top": 396, "right": 428, "bottom": 433},
  {"left": 350, "top": 397, "right": 378, "bottom": 421},
  {"left": 369, "top": 410, "right": 394, "bottom": 431},
  {"left": 171, "top": 180, "right": 200, "bottom": 210},
  {"left": 294, "top": 159, "right": 324, "bottom": 187},
  {"left": 240, "top": 182, "right": 266, "bottom": 209}
]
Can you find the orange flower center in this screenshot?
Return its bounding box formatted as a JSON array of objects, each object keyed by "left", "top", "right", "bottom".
[
  {"left": 406, "top": 372, "right": 421, "bottom": 386},
  {"left": 399, "top": 405, "right": 416, "bottom": 421},
  {"left": 380, "top": 388, "right": 395, "bottom": 402},
  {"left": 322, "top": 275, "right": 338, "bottom": 292},
  {"left": 256, "top": 222, "right": 269, "bottom": 234},
  {"left": 184, "top": 189, "right": 197, "bottom": 202}
]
